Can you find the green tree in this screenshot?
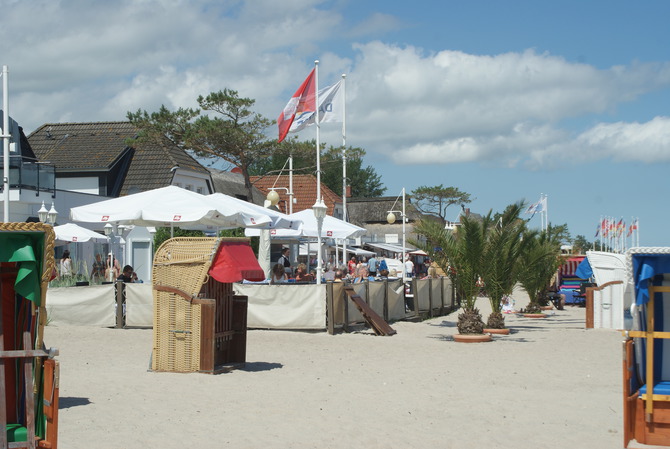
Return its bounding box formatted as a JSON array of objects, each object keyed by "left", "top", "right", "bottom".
[
  {"left": 546, "top": 223, "right": 571, "bottom": 245},
  {"left": 127, "top": 89, "right": 275, "bottom": 201},
  {"left": 413, "top": 212, "right": 492, "bottom": 334},
  {"left": 481, "top": 201, "right": 528, "bottom": 329},
  {"left": 572, "top": 235, "right": 593, "bottom": 254},
  {"left": 248, "top": 141, "right": 386, "bottom": 198},
  {"left": 411, "top": 185, "right": 472, "bottom": 223},
  {"left": 517, "top": 229, "right": 563, "bottom": 313}
]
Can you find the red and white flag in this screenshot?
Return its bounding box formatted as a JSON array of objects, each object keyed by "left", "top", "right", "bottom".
[
  {"left": 277, "top": 69, "right": 316, "bottom": 142},
  {"left": 289, "top": 80, "right": 344, "bottom": 133}
]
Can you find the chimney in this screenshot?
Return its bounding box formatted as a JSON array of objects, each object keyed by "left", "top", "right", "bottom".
[{"left": 345, "top": 185, "right": 352, "bottom": 198}]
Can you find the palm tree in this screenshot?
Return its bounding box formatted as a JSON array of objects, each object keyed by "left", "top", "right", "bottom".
[
  {"left": 517, "top": 229, "right": 563, "bottom": 313},
  {"left": 414, "top": 212, "right": 493, "bottom": 334},
  {"left": 481, "top": 202, "right": 527, "bottom": 329}
]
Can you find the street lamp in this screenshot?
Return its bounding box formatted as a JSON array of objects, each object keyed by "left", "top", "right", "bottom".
[
  {"left": 266, "top": 190, "right": 279, "bottom": 206},
  {"left": 312, "top": 199, "right": 327, "bottom": 285},
  {"left": 37, "top": 201, "right": 48, "bottom": 223},
  {"left": 37, "top": 201, "right": 58, "bottom": 225},
  {"left": 47, "top": 203, "right": 58, "bottom": 225},
  {"left": 386, "top": 187, "right": 407, "bottom": 282}
]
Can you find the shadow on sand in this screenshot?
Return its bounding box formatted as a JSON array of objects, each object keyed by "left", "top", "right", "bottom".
[{"left": 239, "top": 362, "right": 283, "bottom": 372}]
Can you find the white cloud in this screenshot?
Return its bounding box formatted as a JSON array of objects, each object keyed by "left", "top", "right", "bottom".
[
  {"left": 343, "top": 42, "right": 670, "bottom": 167},
  {"left": 1, "top": 0, "right": 668, "bottom": 171}
]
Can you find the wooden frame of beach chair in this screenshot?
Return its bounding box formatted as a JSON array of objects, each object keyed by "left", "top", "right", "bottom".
[
  {"left": 624, "top": 284, "right": 670, "bottom": 447},
  {"left": 0, "top": 222, "right": 59, "bottom": 449},
  {"left": 151, "top": 237, "right": 250, "bottom": 374}
]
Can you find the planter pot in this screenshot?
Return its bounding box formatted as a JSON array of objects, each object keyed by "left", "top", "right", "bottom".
[
  {"left": 523, "top": 313, "right": 547, "bottom": 318},
  {"left": 453, "top": 333, "right": 493, "bottom": 343},
  {"left": 484, "top": 328, "right": 510, "bottom": 335}
]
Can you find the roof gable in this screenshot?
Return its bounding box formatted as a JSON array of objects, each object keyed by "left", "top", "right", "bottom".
[
  {"left": 28, "top": 121, "right": 211, "bottom": 195},
  {"left": 250, "top": 174, "right": 341, "bottom": 215}
]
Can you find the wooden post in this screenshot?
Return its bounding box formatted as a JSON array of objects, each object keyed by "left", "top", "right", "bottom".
[
  {"left": 115, "top": 280, "right": 124, "bottom": 329},
  {"left": 646, "top": 292, "right": 655, "bottom": 421},
  {"left": 585, "top": 287, "right": 594, "bottom": 329},
  {"left": 326, "top": 283, "right": 335, "bottom": 335}
]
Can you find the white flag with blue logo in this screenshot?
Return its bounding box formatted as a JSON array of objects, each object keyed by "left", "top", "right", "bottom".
[{"left": 289, "top": 80, "right": 343, "bottom": 134}]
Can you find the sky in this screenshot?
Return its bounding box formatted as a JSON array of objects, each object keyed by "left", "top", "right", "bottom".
[{"left": 1, "top": 0, "right": 669, "bottom": 246}]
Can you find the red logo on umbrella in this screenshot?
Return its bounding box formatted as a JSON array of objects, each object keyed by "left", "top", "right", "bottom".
[
  {"left": 327, "top": 231, "right": 333, "bottom": 237},
  {"left": 271, "top": 229, "right": 276, "bottom": 235},
  {"left": 173, "top": 215, "right": 181, "bottom": 221},
  {"left": 251, "top": 218, "right": 256, "bottom": 224},
  {"left": 102, "top": 216, "right": 109, "bottom": 221},
  {"left": 73, "top": 237, "right": 78, "bottom": 242}
]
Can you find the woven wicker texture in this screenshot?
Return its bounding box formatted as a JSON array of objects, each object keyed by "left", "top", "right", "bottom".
[{"left": 152, "top": 237, "right": 220, "bottom": 372}]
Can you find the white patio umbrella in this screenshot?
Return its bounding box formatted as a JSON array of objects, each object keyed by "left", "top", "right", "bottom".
[
  {"left": 245, "top": 208, "right": 366, "bottom": 239},
  {"left": 53, "top": 223, "right": 109, "bottom": 246},
  {"left": 206, "top": 193, "right": 301, "bottom": 231},
  {"left": 70, "top": 185, "right": 274, "bottom": 230}
]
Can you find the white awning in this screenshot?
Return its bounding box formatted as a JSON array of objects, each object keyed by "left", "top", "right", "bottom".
[{"left": 365, "top": 242, "right": 416, "bottom": 254}]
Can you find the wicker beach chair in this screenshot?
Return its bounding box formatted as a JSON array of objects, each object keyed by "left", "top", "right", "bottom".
[
  {"left": 152, "top": 237, "right": 263, "bottom": 374},
  {"left": 0, "top": 222, "right": 59, "bottom": 449}
]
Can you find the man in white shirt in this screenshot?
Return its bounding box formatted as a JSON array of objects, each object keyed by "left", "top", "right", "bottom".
[{"left": 404, "top": 257, "right": 414, "bottom": 279}]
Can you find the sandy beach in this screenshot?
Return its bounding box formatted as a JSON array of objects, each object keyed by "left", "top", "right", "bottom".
[{"left": 43, "top": 291, "right": 624, "bottom": 449}]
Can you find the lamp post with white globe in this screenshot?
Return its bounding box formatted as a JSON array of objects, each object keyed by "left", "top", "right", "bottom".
[
  {"left": 312, "top": 200, "right": 327, "bottom": 284},
  {"left": 386, "top": 187, "right": 407, "bottom": 283}
]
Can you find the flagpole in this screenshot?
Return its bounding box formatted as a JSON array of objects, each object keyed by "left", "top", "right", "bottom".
[
  {"left": 2, "top": 65, "right": 9, "bottom": 222},
  {"left": 314, "top": 59, "right": 324, "bottom": 284},
  {"left": 289, "top": 155, "right": 294, "bottom": 214},
  {"left": 539, "top": 193, "right": 544, "bottom": 231},
  {"left": 315, "top": 60, "right": 321, "bottom": 203},
  {"left": 544, "top": 194, "right": 548, "bottom": 232},
  {"left": 341, "top": 73, "right": 347, "bottom": 266},
  {"left": 636, "top": 217, "right": 640, "bottom": 247}
]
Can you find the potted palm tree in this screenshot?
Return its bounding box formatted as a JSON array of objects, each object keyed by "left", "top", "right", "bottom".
[
  {"left": 517, "top": 230, "right": 563, "bottom": 315},
  {"left": 481, "top": 202, "right": 527, "bottom": 332},
  {"left": 414, "top": 212, "right": 492, "bottom": 341}
]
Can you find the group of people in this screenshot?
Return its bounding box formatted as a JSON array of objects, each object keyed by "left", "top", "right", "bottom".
[
  {"left": 58, "top": 251, "right": 138, "bottom": 283},
  {"left": 269, "top": 247, "right": 440, "bottom": 284}
]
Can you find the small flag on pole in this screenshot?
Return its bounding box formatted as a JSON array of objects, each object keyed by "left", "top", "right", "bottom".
[
  {"left": 525, "top": 196, "right": 545, "bottom": 214},
  {"left": 277, "top": 69, "right": 316, "bottom": 142}
]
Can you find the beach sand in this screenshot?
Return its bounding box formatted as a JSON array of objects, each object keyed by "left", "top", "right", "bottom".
[{"left": 44, "top": 289, "right": 624, "bottom": 449}]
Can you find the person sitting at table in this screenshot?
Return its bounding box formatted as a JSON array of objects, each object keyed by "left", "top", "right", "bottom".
[
  {"left": 270, "top": 263, "right": 288, "bottom": 284},
  {"left": 295, "top": 263, "right": 314, "bottom": 282},
  {"left": 323, "top": 263, "right": 336, "bottom": 281},
  {"left": 354, "top": 265, "right": 370, "bottom": 283},
  {"left": 117, "top": 265, "right": 137, "bottom": 283}
]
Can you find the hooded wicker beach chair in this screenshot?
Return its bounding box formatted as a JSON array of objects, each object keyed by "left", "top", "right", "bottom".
[
  {"left": 0, "top": 222, "right": 59, "bottom": 449},
  {"left": 152, "top": 237, "right": 264, "bottom": 374}
]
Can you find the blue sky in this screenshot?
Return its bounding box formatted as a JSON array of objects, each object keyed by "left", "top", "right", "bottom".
[{"left": 1, "top": 0, "right": 669, "bottom": 245}]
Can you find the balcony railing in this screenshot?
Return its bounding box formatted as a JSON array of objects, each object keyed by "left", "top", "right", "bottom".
[{"left": 0, "top": 155, "right": 56, "bottom": 195}]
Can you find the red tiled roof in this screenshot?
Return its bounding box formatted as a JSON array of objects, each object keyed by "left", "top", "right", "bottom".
[{"left": 250, "top": 174, "right": 341, "bottom": 215}]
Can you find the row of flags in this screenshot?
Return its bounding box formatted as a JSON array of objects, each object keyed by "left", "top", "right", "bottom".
[
  {"left": 277, "top": 68, "right": 344, "bottom": 142},
  {"left": 596, "top": 217, "right": 639, "bottom": 238}
]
